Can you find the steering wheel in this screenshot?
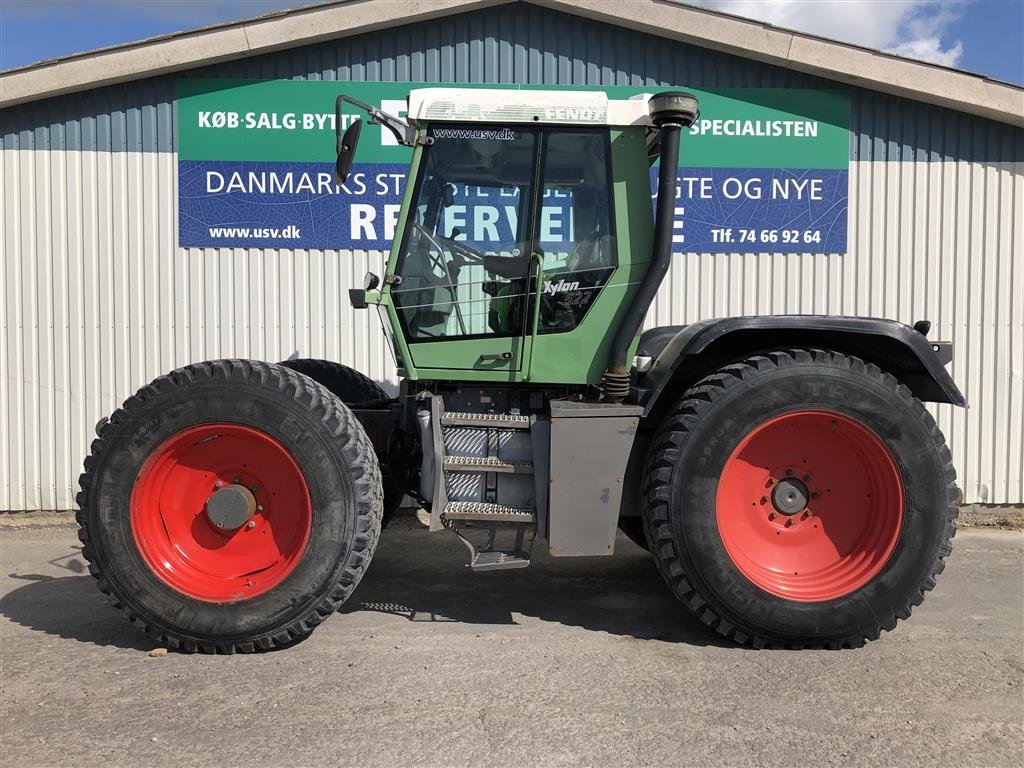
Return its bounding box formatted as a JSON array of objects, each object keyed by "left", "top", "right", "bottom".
[
  {"left": 409, "top": 221, "right": 468, "bottom": 335},
  {"left": 439, "top": 234, "right": 487, "bottom": 266}
]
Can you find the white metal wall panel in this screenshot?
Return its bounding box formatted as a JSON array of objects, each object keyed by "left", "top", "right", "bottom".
[
  {"left": 0, "top": 149, "right": 397, "bottom": 511},
  {"left": 1, "top": 149, "right": 1022, "bottom": 509}
]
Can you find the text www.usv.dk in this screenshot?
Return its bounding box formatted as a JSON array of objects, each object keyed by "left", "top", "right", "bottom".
[{"left": 207, "top": 225, "right": 302, "bottom": 239}]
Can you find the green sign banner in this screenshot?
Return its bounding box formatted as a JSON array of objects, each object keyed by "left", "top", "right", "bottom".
[{"left": 176, "top": 79, "right": 850, "bottom": 252}]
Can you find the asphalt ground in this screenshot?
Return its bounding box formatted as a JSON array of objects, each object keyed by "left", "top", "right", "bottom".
[{"left": 1, "top": 521, "right": 1022, "bottom": 768}]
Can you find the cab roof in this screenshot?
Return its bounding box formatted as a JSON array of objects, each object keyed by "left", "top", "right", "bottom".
[{"left": 406, "top": 88, "right": 655, "bottom": 127}]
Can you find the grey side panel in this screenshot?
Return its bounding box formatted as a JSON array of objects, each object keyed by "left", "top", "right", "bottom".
[
  {"left": 618, "top": 429, "right": 650, "bottom": 520},
  {"left": 548, "top": 402, "right": 642, "bottom": 557}
]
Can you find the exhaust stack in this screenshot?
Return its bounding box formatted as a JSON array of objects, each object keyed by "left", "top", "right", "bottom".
[{"left": 601, "top": 91, "right": 699, "bottom": 402}]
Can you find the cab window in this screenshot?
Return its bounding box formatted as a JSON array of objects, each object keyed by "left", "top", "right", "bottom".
[
  {"left": 392, "top": 126, "right": 536, "bottom": 340},
  {"left": 536, "top": 130, "right": 617, "bottom": 334},
  {"left": 391, "top": 126, "right": 615, "bottom": 340}
]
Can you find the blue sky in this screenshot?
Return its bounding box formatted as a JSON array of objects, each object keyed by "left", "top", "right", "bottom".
[{"left": 1, "top": 0, "right": 1021, "bottom": 84}]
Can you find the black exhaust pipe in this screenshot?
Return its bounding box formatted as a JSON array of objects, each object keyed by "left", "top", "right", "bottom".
[{"left": 602, "top": 92, "right": 699, "bottom": 402}]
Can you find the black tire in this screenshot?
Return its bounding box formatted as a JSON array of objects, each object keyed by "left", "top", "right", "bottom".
[
  {"left": 76, "top": 359, "right": 382, "bottom": 653},
  {"left": 278, "top": 358, "right": 387, "bottom": 404},
  {"left": 278, "top": 358, "right": 407, "bottom": 523},
  {"left": 618, "top": 517, "right": 650, "bottom": 551},
  {"left": 642, "top": 349, "right": 957, "bottom": 649}
]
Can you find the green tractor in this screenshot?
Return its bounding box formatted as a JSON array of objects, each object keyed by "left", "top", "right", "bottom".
[{"left": 77, "top": 89, "right": 962, "bottom": 652}]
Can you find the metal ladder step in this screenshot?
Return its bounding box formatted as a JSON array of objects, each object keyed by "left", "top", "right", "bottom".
[
  {"left": 443, "top": 456, "right": 534, "bottom": 474},
  {"left": 443, "top": 501, "right": 536, "bottom": 524},
  {"left": 470, "top": 550, "right": 531, "bottom": 571},
  {"left": 441, "top": 412, "right": 531, "bottom": 429}
]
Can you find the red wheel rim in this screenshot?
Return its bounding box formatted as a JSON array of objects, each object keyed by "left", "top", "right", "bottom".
[
  {"left": 130, "top": 423, "right": 312, "bottom": 603},
  {"left": 716, "top": 410, "right": 904, "bottom": 602}
]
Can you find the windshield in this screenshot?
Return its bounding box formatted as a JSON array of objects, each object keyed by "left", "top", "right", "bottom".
[{"left": 394, "top": 126, "right": 537, "bottom": 339}]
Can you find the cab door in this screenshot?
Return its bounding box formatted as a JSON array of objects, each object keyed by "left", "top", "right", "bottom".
[
  {"left": 525, "top": 127, "right": 644, "bottom": 385},
  {"left": 384, "top": 124, "right": 540, "bottom": 381}
]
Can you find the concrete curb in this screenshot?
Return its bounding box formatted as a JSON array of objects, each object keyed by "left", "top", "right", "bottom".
[{"left": 3, "top": 505, "right": 1022, "bottom": 530}]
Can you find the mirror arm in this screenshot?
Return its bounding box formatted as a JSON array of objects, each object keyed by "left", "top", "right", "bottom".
[{"left": 335, "top": 94, "right": 421, "bottom": 147}]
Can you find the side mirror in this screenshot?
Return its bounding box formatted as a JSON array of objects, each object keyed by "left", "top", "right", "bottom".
[{"left": 335, "top": 118, "right": 363, "bottom": 185}]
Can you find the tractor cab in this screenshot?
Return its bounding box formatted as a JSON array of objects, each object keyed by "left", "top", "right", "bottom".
[{"left": 340, "top": 88, "right": 684, "bottom": 387}]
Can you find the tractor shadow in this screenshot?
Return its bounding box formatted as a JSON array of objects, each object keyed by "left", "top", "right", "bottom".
[
  {"left": 0, "top": 523, "right": 729, "bottom": 650},
  {"left": 0, "top": 549, "right": 154, "bottom": 651},
  {"left": 343, "top": 519, "right": 731, "bottom": 648}
]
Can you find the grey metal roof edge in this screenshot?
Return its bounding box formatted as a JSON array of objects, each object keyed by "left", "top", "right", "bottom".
[
  {"left": 0, "top": 0, "right": 508, "bottom": 107},
  {"left": 0, "top": 0, "right": 1021, "bottom": 127},
  {"left": 538, "top": 0, "right": 1023, "bottom": 128}
]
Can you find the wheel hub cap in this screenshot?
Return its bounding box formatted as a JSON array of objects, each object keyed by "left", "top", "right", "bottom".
[
  {"left": 771, "top": 478, "right": 809, "bottom": 516},
  {"left": 205, "top": 484, "right": 257, "bottom": 531}
]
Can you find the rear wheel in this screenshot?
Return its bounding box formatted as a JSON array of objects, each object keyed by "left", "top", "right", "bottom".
[
  {"left": 642, "top": 349, "right": 957, "bottom": 648},
  {"left": 77, "top": 360, "right": 382, "bottom": 653},
  {"left": 278, "top": 358, "right": 387, "bottom": 404}
]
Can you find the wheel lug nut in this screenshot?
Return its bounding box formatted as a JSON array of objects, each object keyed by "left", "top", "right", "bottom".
[
  {"left": 768, "top": 512, "right": 776, "bottom": 521},
  {"left": 803, "top": 475, "right": 811, "bottom": 483},
  {"left": 246, "top": 520, "right": 256, "bottom": 529},
  {"left": 760, "top": 496, "right": 769, "bottom": 504},
  {"left": 257, "top": 505, "right": 264, "bottom": 512},
  {"left": 214, "top": 481, "right": 223, "bottom": 489},
  {"left": 785, "top": 520, "right": 793, "bottom": 528},
  {"left": 811, "top": 492, "right": 819, "bottom": 499},
  {"left": 765, "top": 478, "right": 775, "bottom": 488}
]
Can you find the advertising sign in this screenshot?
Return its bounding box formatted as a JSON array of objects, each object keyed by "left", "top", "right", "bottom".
[{"left": 177, "top": 79, "right": 849, "bottom": 253}]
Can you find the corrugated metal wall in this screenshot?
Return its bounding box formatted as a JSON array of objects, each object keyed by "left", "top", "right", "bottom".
[{"left": 2, "top": 2, "right": 1022, "bottom": 509}]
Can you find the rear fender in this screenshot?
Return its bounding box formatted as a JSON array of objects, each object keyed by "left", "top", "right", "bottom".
[{"left": 632, "top": 316, "right": 966, "bottom": 418}]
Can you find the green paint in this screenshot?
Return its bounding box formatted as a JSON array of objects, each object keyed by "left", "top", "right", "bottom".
[
  {"left": 526, "top": 127, "right": 654, "bottom": 385},
  {"left": 379, "top": 139, "right": 425, "bottom": 379},
  {"left": 177, "top": 79, "right": 849, "bottom": 168}
]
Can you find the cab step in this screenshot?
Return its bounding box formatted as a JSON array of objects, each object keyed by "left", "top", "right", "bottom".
[
  {"left": 443, "top": 501, "right": 536, "bottom": 524},
  {"left": 441, "top": 412, "right": 531, "bottom": 429},
  {"left": 470, "top": 550, "right": 531, "bottom": 571},
  {"left": 443, "top": 456, "right": 533, "bottom": 473}
]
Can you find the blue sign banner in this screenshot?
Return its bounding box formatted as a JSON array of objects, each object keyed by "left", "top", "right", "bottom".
[
  {"left": 671, "top": 167, "right": 848, "bottom": 253},
  {"left": 180, "top": 160, "right": 847, "bottom": 254}
]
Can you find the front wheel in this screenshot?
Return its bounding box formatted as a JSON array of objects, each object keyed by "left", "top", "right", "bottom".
[
  {"left": 642, "top": 349, "right": 957, "bottom": 648},
  {"left": 76, "top": 360, "right": 382, "bottom": 653}
]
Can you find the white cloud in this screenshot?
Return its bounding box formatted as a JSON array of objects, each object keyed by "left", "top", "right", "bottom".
[
  {"left": 685, "top": 0, "right": 966, "bottom": 67},
  {"left": 889, "top": 36, "right": 964, "bottom": 66}
]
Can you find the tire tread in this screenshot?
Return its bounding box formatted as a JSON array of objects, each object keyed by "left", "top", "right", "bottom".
[
  {"left": 641, "top": 348, "right": 958, "bottom": 649},
  {"left": 77, "top": 359, "right": 382, "bottom": 654}
]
